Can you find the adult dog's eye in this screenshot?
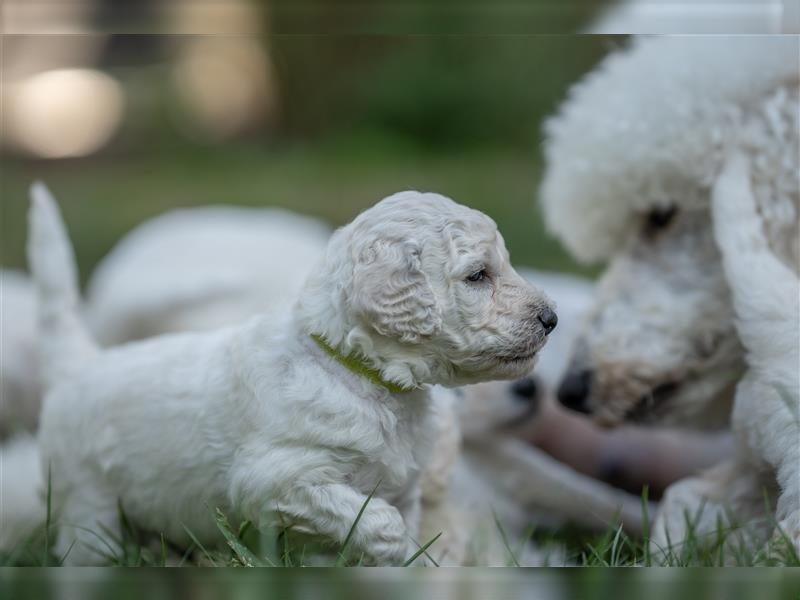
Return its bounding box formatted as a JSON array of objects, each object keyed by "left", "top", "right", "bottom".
[
  {"left": 644, "top": 205, "right": 678, "bottom": 234},
  {"left": 466, "top": 269, "right": 487, "bottom": 283}
]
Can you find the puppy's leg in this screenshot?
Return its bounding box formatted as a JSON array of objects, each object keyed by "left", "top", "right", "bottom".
[
  {"left": 56, "top": 485, "right": 122, "bottom": 566},
  {"left": 265, "top": 482, "right": 412, "bottom": 566},
  {"left": 396, "top": 486, "right": 422, "bottom": 542}
]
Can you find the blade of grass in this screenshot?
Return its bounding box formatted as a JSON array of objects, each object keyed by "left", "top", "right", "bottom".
[
  {"left": 177, "top": 542, "right": 196, "bottom": 567},
  {"left": 516, "top": 523, "right": 536, "bottom": 563},
  {"left": 281, "top": 529, "right": 293, "bottom": 567},
  {"left": 641, "top": 485, "right": 650, "bottom": 566},
  {"left": 214, "top": 508, "right": 269, "bottom": 567},
  {"left": 57, "top": 539, "right": 77, "bottom": 566},
  {"left": 237, "top": 520, "right": 252, "bottom": 539},
  {"left": 403, "top": 532, "right": 442, "bottom": 567},
  {"left": 181, "top": 524, "right": 216, "bottom": 566},
  {"left": 408, "top": 535, "right": 440, "bottom": 567},
  {"left": 335, "top": 479, "right": 381, "bottom": 567},
  {"left": 43, "top": 464, "right": 52, "bottom": 566},
  {"left": 160, "top": 533, "right": 168, "bottom": 567},
  {"left": 492, "top": 509, "right": 520, "bottom": 567},
  {"left": 608, "top": 523, "right": 624, "bottom": 566}
]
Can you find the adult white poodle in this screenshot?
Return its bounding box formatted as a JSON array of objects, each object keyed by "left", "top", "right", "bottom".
[
  {"left": 29, "top": 184, "right": 557, "bottom": 565},
  {"left": 540, "top": 35, "right": 799, "bottom": 554},
  {"left": 648, "top": 151, "right": 800, "bottom": 558}
]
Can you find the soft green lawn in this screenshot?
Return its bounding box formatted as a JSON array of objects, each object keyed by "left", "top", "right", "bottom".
[
  {"left": 0, "top": 138, "right": 594, "bottom": 283},
  {"left": 4, "top": 480, "right": 798, "bottom": 567}
]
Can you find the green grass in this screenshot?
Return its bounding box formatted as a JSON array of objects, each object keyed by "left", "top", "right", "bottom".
[
  {"left": 3, "top": 480, "right": 798, "bottom": 567},
  {"left": 0, "top": 136, "right": 595, "bottom": 285}
]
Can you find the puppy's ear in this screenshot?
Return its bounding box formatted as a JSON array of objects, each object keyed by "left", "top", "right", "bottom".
[{"left": 352, "top": 240, "right": 442, "bottom": 343}]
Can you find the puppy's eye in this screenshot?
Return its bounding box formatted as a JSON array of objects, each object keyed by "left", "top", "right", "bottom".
[
  {"left": 466, "top": 269, "right": 487, "bottom": 283},
  {"left": 644, "top": 205, "right": 678, "bottom": 234}
]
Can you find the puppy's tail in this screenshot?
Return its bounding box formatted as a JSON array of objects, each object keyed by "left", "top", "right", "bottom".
[{"left": 27, "top": 182, "right": 98, "bottom": 387}]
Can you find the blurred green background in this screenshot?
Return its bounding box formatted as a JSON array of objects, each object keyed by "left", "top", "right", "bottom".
[{"left": 1, "top": 1, "right": 619, "bottom": 282}]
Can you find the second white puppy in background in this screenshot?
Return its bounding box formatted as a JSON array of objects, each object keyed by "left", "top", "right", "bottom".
[
  {"left": 31, "top": 185, "right": 556, "bottom": 565},
  {"left": 87, "top": 205, "right": 331, "bottom": 344}
]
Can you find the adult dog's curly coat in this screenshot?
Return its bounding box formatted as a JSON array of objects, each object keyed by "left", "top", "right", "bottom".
[
  {"left": 29, "top": 185, "right": 555, "bottom": 565},
  {"left": 540, "top": 36, "right": 799, "bottom": 554},
  {"left": 542, "top": 36, "right": 798, "bottom": 427}
]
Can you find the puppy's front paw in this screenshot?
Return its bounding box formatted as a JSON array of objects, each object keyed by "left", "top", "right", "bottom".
[
  {"left": 361, "top": 536, "right": 410, "bottom": 566},
  {"left": 354, "top": 506, "right": 409, "bottom": 566}
]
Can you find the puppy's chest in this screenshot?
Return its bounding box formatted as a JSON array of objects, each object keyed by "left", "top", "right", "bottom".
[{"left": 350, "top": 393, "right": 436, "bottom": 497}]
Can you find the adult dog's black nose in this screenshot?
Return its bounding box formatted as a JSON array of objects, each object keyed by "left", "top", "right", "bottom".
[
  {"left": 557, "top": 369, "right": 592, "bottom": 414},
  {"left": 538, "top": 308, "right": 558, "bottom": 336},
  {"left": 510, "top": 376, "right": 539, "bottom": 403}
]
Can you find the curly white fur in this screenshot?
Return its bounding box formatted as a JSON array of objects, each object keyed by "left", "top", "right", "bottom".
[
  {"left": 542, "top": 36, "right": 798, "bottom": 264},
  {"left": 541, "top": 35, "right": 799, "bottom": 556},
  {"left": 544, "top": 36, "right": 799, "bottom": 427},
  {"left": 30, "top": 185, "right": 556, "bottom": 565},
  {"left": 652, "top": 152, "right": 800, "bottom": 557}
]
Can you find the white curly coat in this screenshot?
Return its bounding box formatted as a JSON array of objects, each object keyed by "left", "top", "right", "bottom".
[
  {"left": 541, "top": 35, "right": 799, "bottom": 554},
  {"left": 651, "top": 153, "right": 800, "bottom": 557},
  {"left": 29, "top": 185, "right": 555, "bottom": 565},
  {"left": 543, "top": 36, "right": 798, "bottom": 427}
]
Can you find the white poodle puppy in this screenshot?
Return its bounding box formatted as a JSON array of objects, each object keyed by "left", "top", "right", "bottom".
[
  {"left": 0, "top": 270, "right": 40, "bottom": 436},
  {"left": 30, "top": 184, "right": 557, "bottom": 566},
  {"left": 540, "top": 35, "right": 798, "bottom": 554},
  {"left": 83, "top": 212, "right": 650, "bottom": 564},
  {"left": 541, "top": 36, "right": 798, "bottom": 428},
  {"left": 86, "top": 206, "right": 330, "bottom": 345},
  {"left": 651, "top": 152, "right": 800, "bottom": 556}
]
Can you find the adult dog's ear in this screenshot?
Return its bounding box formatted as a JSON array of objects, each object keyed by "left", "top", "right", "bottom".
[{"left": 351, "top": 240, "right": 442, "bottom": 343}]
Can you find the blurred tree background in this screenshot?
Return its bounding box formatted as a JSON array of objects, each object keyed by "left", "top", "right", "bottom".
[{"left": 1, "top": 0, "right": 618, "bottom": 281}]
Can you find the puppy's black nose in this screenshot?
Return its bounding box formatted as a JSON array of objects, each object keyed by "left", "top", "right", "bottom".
[
  {"left": 510, "top": 376, "right": 539, "bottom": 403},
  {"left": 538, "top": 308, "right": 558, "bottom": 336},
  {"left": 557, "top": 369, "right": 592, "bottom": 414}
]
